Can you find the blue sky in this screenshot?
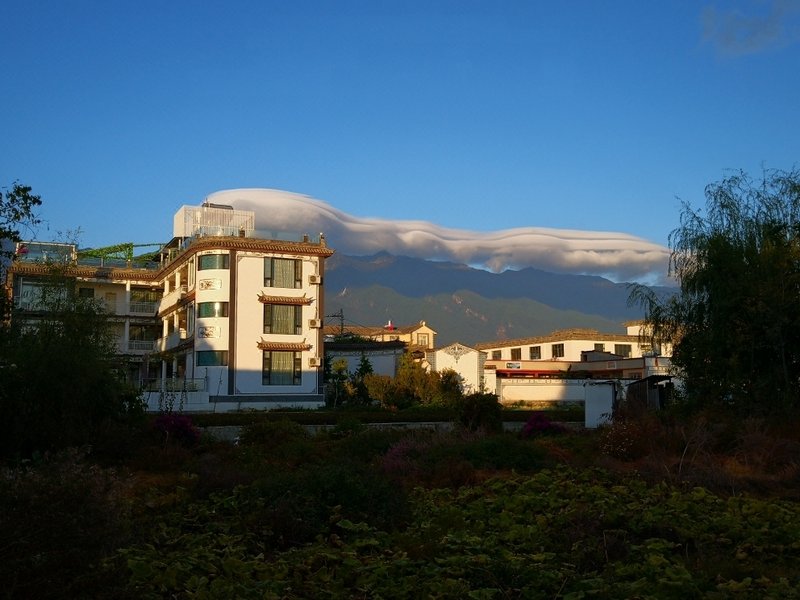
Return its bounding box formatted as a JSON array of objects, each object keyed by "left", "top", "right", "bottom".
[{"left": 2, "top": 1, "right": 799, "bottom": 280}]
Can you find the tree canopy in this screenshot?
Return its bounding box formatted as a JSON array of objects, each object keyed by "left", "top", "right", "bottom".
[
  {"left": 0, "top": 182, "right": 41, "bottom": 258},
  {"left": 630, "top": 168, "right": 800, "bottom": 415}
]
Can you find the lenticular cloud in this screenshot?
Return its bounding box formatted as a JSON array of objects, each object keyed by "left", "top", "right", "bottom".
[{"left": 210, "top": 188, "right": 670, "bottom": 283}]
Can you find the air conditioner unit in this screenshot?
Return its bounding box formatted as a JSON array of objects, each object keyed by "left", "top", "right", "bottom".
[
  {"left": 308, "top": 274, "right": 321, "bottom": 285},
  {"left": 308, "top": 319, "right": 322, "bottom": 328},
  {"left": 309, "top": 357, "right": 322, "bottom": 367}
]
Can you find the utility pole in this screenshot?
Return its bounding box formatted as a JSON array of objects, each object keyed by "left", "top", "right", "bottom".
[{"left": 326, "top": 309, "right": 345, "bottom": 335}]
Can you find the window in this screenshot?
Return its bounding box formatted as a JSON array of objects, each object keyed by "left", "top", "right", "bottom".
[
  {"left": 594, "top": 343, "right": 605, "bottom": 352},
  {"left": 197, "top": 301, "right": 229, "bottom": 318},
  {"left": 78, "top": 287, "right": 94, "bottom": 298},
  {"left": 198, "top": 254, "right": 229, "bottom": 270},
  {"left": 197, "top": 351, "right": 228, "bottom": 366},
  {"left": 264, "top": 258, "right": 302, "bottom": 288},
  {"left": 510, "top": 347, "right": 522, "bottom": 360},
  {"left": 129, "top": 324, "right": 158, "bottom": 341},
  {"left": 551, "top": 343, "right": 565, "bottom": 358},
  {"left": 262, "top": 351, "right": 301, "bottom": 385},
  {"left": 529, "top": 345, "right": 541, "bottom": 360},
  {"left": 614, "top": 344, "right": 632, "bottom": 358},
  {"left": 492, "top": 350, "right": 501, "bottom": 360},
  {"left": 417, "top": 333, "right": 429, "bottom": 347},
  {"left": 130, "top": 289, "right": 159, "bottom": 303},
  {"left": 263, "top": 304, "right": 302, "bottom": 335}
]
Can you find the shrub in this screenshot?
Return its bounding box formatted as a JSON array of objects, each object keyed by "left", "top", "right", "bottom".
[
  {"left": 326, "top": 416, "right": 366, "bottom": 439},
  {"left": 237, "top": 417, "right": 309, "bottom": 449},
  {"left": 237, "top": 418, "right": 315, "bottom": 469},
  {"left": 455, "top": 392, "right": 502, "bottom": 432},
  {"left": 152, "top": 413, "right": 201, "bottom": 447},
  {"left": 520, "top": 412, "right": 567, "bottom": 437},
  {"left": 0, "top": 449, "right": 132, "bottom": 598}
]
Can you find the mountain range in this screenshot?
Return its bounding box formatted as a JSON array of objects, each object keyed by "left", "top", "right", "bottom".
[{"left": 322, "top": 252, "right": 673, "bottom": 346}]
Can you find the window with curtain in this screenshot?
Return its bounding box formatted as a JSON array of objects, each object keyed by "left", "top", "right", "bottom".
[
  {"left": 263, "top": 304, "right": 301, "bottom": 334},
  {"left": 262, "top": 351, "right": 301, "bottom": 385},
  {"left": 614, "top": 344, "right": 632, "bottom": 358},
  {"left": 264, "top": 258, "right": 301, "bottom": 288}
]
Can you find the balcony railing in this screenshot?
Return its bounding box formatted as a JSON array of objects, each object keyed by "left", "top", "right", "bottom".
[
  {"left": 153, "top": 328, "right": 189, "bottom": 352},
  {"left": 141, "top": 378, "right": 206, "bottom": 392},
  {"left": 129, "top": 301, "right": 158, "bottom": 315},
  {"left": 128, "top": 339, "right": 156, "bottom": 352},
  {"left": 156, "top": 285, "right": 188, "bottom": 313}
]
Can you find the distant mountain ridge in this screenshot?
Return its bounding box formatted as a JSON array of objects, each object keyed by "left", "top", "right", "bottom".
[{"left": 323, "top": 252, "right": 671, "bottom": 346}]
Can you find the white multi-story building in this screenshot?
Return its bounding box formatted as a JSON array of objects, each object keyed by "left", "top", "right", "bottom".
[
  {"left": 8, "top": 200, "right": 334, "bottom": 412},
  {"left": 474, "top": 327, "right": 660, "bottom": 362}
]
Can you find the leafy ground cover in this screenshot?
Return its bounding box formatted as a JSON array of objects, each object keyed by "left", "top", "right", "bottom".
[{"left": 2, "top": 410, "right": 800, "bottom": 598}]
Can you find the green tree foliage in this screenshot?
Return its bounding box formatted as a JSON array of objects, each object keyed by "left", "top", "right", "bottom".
[
  {"left": 0, "top": 182, "right": 42, "bottom": 324},
  {"left": 0, "top": 266, "right": 144, "bottom": 457},
  {"left": 0, "top": 182, "right": 41, "bottom": 257},
  {"left": 630, "top": 168, "right": 800, "bottom": 415},
  {"left": 455, "top": 391, "right": 503, "bottom": 432}
]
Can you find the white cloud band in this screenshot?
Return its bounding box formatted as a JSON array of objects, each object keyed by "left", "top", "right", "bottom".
[{"left": 210, "top": 188, "right": 670, "bottom": 283}]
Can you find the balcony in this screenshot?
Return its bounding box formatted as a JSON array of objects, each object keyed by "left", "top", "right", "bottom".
[
  {"left": 156, "top": 285, "right": 188, "bottom": 313},
  {"left": 128, "top": 339, "right": 156, "bottom": 353},
  {"left": 129, "top": 301, "right": 158, "bottom": 315},
  {"left": 141, "top": 378, "right": 206, "bottom": 392},
  {"left": 154, "top": 328, "right": 189, "bottom": 352}
]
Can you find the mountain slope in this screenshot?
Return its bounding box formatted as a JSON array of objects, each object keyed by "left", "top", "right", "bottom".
[{"left": 323, "top": 253, "right": 665, "bottom": 345}]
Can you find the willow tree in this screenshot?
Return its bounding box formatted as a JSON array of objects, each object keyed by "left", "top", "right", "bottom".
[{"left": 630, "top": 169, "right": 800, "bottom": 416}]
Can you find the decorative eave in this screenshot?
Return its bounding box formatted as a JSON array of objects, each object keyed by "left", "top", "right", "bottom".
[
  {"left": 256, "top": 339, "right": 313, "bottom": 351},
  {"left": 8, "top": 262, "right": 160, "bottom": 282},
  {"left": 12, "top": 235, "right": 334, "bottom": 283},
  {"left": 181, "top": 236, "right": 335, "bottom": 262},
  {"left": 257, "top": 292, "right": 313, "bottom": 305}
]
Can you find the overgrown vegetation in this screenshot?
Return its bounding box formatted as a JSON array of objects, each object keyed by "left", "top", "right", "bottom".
[
  {"left": 4, "top": 411, "right": 800, "bottom": 598},
  {"left": 0, "top": 264, "right": 145, "bottom": 458},
  {"left": 0, "top": 184, "right": 144, "bottom": 459},
  {"left": 631, "top": 168, "right": 800, "bottom": 416}
]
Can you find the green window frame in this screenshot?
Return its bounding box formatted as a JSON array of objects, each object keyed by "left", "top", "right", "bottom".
[
  {"left": 551, "top": 343, "right": 565, "bottom": 358},
  {"left": 197, "top": 301, "right": 229, "bottom": 318},
  {"left": 198, "top": 254, "right": 230, "bottom": 270},
  {"left": 263, "top": 304, "right": 302, "bottom": 335},
  {"left": 529, "top": 346, "right": 541, "bottom": 360},
  {"left": 264, "top": 258, "right": 302, "bottom": 288},
  {"left": 262, "top": 351, "right": 302, "bottom": 385}
]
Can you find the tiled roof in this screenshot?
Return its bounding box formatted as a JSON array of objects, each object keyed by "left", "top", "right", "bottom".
[{"left": 474, "top": 328, "right": 637, "bottom": 350}]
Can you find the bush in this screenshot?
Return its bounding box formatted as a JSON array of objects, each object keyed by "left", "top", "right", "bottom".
[
  {"left": 152, "top": 413, "right": 201, "bottom": 447},
  {"left": 237, "top": 417, "right": 309, "bottom": 449},
  {"left": 521, "top": 412, "right": 567, "bottom": 437},
  {"left": 381, "top": 431, "right": 547, "bottom": 488},
  {"left": 455, "top": 392, "right": 503, "bottom": 432},
  {"left": 0, "top": 449, "right": 132, "bottom": 598}
]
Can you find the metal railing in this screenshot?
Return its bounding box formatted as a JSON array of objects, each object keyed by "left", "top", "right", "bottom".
[
  {"left": 141, "top": 378, "right": 206, "bottom": 392},
  {"left": 128, "top": 339, "right": 156, "bottom": 352},
  {"left": 129, "top": 301, "right": 158, "bottom": 314}
]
